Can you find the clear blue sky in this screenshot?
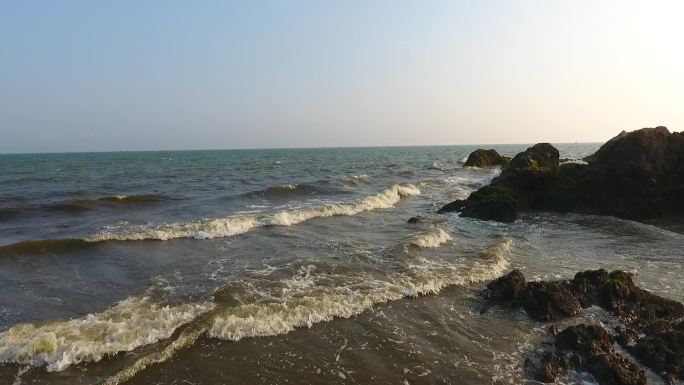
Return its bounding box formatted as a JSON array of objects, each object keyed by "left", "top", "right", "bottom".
[{"left": 1, "top": 0, "right": 682, "bottom": 153}]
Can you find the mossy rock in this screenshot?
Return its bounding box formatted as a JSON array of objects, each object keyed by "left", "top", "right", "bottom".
[
  {"left": 460, "top": 186, "right": 519, "bottom": 222},
  {"left": 504, "top": 143, "right": 560, "bottom": 175},
  {"left": 463, "top": 149, "right": 511, "bottom": 168}
]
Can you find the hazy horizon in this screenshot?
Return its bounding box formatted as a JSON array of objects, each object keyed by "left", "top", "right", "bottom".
[
  {"left": 2, "top": 1, "right": 683, "bottom": 153},
  {"left": 0, "top": 140, "right": 606, "bottom": 155}
]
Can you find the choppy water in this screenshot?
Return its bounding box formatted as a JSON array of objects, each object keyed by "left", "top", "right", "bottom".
[{"left": 1, "top": 144, "right": 682, "bottom": 385}]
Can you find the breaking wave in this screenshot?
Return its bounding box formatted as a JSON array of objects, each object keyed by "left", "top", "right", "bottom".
[
  {"left": 0, "top": 239, "right": 511, "bottom": 373},
  {"left": 83, "top": 184, "right": 420, "bottom": 242},
  {"left": 0, "top": 297, "right": 214, "bottom": 372},
  {"left": 429, "top": 159, "right": 464, "bottom": 171},
  {"left": 410, "top": 228, "right": 453, "bottom": 248},
  {"left": 208, "top": 238, "right": 512, "bottom": 341},
  {"left": 340, "top": 174, "right": 368, "bottom": 184}
]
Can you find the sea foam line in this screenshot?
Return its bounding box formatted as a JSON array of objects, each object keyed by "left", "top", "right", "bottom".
[
  {"left": 0, "top": 238, "right": 512, "bottom": 375},
  {"left": 83, "top": 184, "right": 420, "bottom": 242},
  {"left": 208, "top": 239, "right": 512, "bottom": 341}
]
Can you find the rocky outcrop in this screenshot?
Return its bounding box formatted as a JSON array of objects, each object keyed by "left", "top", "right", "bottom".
[
  {"left": 463, "top": 149, "right": 511, "bottom": 168},
  {"left": 486, "top": 269, "right": 683, "bottom": 324},
  {"left": 485, "top": 269, "right": 684, "bottom": 384},
  {"left": 440, "top": 127, "right": 684, "bottom": 222}
]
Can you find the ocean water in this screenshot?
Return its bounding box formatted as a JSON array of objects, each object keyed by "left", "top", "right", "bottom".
[{"left": 0, "top": 144, "right": 683, "bottom": 385}]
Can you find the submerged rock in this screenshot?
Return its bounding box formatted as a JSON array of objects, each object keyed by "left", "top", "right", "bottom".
[
  {"left": 463, "top": 149, "right": 511, "bottom": 168},
  {"left": 407, "top": 216, "right": 424, "bottom": 224},
  {"left": 440, "top": 127, "right": 684, "bottom": 222}
]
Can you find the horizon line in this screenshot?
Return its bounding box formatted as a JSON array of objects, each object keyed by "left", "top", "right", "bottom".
[{"left": 0, "top": 141, "right": 604, "bottom": 156}]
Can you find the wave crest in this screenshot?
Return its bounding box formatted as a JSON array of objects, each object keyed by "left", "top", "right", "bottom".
[
  {"left": 0, "top": 239, "right": 512, "bottom": 373},
  {"left": 209, "top": 238, "right": 512, "bottom": 341},
  {"left": 0, "top": 297, "right": 214, "bottom": 372},
  {"left": 410, "top": 228, "right": 453, "bottom": 248},
  {"left": 83, "top": 184, "right": 420, "bottom": 242}
]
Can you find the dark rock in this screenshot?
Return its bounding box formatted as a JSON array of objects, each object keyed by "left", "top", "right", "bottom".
[
  {"left": 455, "top": 143, "right": 562, "bottom": 222},
  {"left": 571, "top": 269, "right": 684, "bottom": 326},
  {"left": 571, "top": 269, "right": 610, "bottom": 308},
  {"left": 459, "top": 186, "right": 519, "bottom": 222},
  {"left": 556, "top": 324, "right": 613, "bottom": 354},
  {"left": 486, "top": 269, "right": 526, "bottom": 305},
  {"left": 505, "top": 142, "right": 560, "bottom": 174},
  {"left": 631, "top": 321, "right": 684, "bottom": 383},
  {"left": 463, "top": 149, "right": 511, "bottom": 168},
  {"left": 615, "top": 325, "right": 640, "bottom": 347},
  {"left": 528, "top": 351, "right": 570, "bottom": 383},
  {"left": 453, "top": 127, "right": 684, "bottom": 222},
  {"left": 485, "top": 270, "right": 581, "bottom": 321},
  {"left": 488, "top": 269, "right": 684, "bottom": 325},
  {"left": 600, "top": 271, "right": 681, "bottom": 326},
  {"left": 585, "top": 126, "right": 671, "bottom": 173},
  {"left": 437, "top": 199, "right": 465, "bottom": 213},
  {"left": 407, "top": 216, "right": 424, "bottom": 224},
  {"left": 485, "top": 269, "right": 684, "bottom": 384},
  {"left": 556, "top": 324, "right": 646, "bottom": 385},
  {"left": 520, "top": 281, "right": 582, "bottom": 321}
]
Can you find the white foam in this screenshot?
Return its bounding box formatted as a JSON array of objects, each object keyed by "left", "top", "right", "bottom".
[
  {"left": 208, "top": 239, "right": 512, "bottom": 341},
  {"left": 343, "top": 174, "right": 368, "bottom": 183},
  {"left": 84, "top": 184, "right": 420, "bottom": 242},
  {"left": 560, "top": 159, "right": 588, "bottom": 165},
  {"left": 101, "top": 326, "right": 207, "bottom": 385},
  {"left": 410, "top": 228, "right": 453, "bottom": 248},
  {"left": 0, "top": 239, "right": 512, "bottom": 374},
  {"left": 0, "top": 297, "right": 214, "bottom": 372}
]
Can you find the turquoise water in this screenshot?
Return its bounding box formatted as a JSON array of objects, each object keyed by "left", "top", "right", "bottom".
[{"left": 1, "top": 144, "right": 683, "bottom": 385}]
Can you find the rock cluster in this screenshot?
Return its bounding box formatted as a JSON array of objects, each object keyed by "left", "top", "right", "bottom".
[
  {"left": 440, "top": 127, "right": 684, "bottom": 222},
  {"left": 484, "top": 269, "right": 684, "bottom": 384}
]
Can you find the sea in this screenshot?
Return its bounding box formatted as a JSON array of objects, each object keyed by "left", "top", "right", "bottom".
[{"left": 0, "top": 144, "right": 682, "bottom": 385}]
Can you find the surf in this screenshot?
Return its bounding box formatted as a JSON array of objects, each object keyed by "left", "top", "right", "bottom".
[{"left": 83, "top": 183, "right": 420, "bottom": 242}]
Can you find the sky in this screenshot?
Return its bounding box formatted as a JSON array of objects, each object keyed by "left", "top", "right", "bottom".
[{"left": 1, "top": 0, "right": 683, "bottom": 153}]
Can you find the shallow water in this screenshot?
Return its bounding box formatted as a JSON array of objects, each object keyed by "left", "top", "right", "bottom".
[{"left": 1, "top": 144, "right": 682, "bottom": 384}]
